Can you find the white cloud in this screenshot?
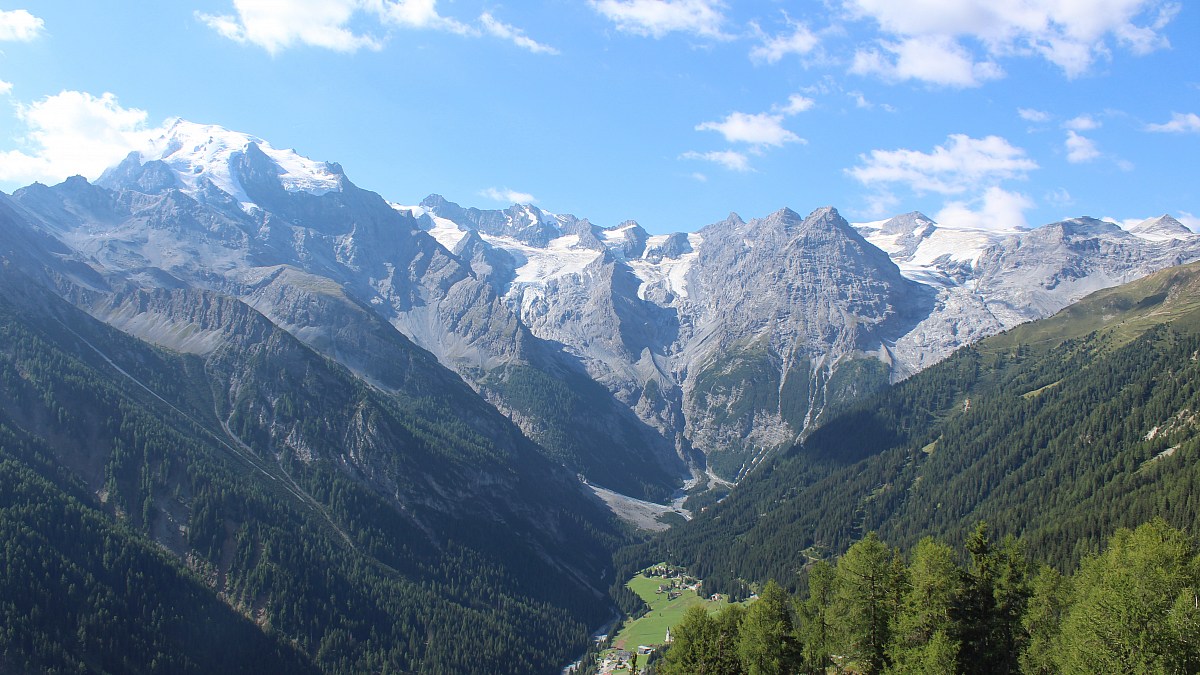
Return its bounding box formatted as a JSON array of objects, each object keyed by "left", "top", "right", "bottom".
[
  {"left": 480, "top": 12, "right": 558, "bottom": 54},
  {"left": 197, "top": 12, "right": 249, "bottom": 43},
  {"left": 777, "top": 94, "right": 815, "bottom": 115},
  {"left": 1064, "top": 130, "right": 1100, "bottom": 163},
  {"left": 480, "top": 187, "right": 536, "bottom": 204},
  {"left": 697, "top": 111, "right": 798, "bottom": 147},
  {"left": 690, "top": 172, "right": 708, "bottom": 182},
  {"left": 373, "top": 0, "right": 473, "bottom": 34},
  {"left": 935, "top": 186, "right": 1034, "bottom": 231},
  {"left": 855, "top": 190, "right": 900, "bottom": 219},
  {"left": 1063, "top": 114, "right": 1100, "bottom": 131},
  {"left": 681, "top": 150, "right": 751, "bottom": 172},
  {"left": 0, "top": 80, "right": 12, "bottom": 96},
  {"left": 848, "top": 134, "right": 1037, "bottom": 194},
  {"left": 197, "top": 0, "right": 473, "bottom": 54},
  {"left": 694, "top": 92, "right": 813, "bottom": 151},
  {"left": 0, "top": 9, "right": 44, "bottom": 41},
  {"left": 0, "top": 90, "right": 152, "bottom": 184},
  {"left": 197, "top": 1, "right": 381, "bottom": 53},
  {"left": 1102, "top": 215, "right": 1144, "bottom": 230},
  {"left": 1177, "top": 212, "right": 1200, "bottom": 232},
  {"left": 1045, "top": 187, "right": 1073, "bottom": 207},
  {"left": 844, "top": 0, "right": 1177, "bottom": 81},
  {"left": 1146, "top": 112, "right": 1200, "bottom": 133},
  {"left": 1018, "top": 107, "right": 1050, "bottom": 122},
  {"left": 589, "top": 0, "right": 728, "bottom": 39},
  {"left": 851, "top": 36, "right": 1003, "bottom": 88},
  {"left": 749, "top": 18, "right": 819, "bottom": 64}
]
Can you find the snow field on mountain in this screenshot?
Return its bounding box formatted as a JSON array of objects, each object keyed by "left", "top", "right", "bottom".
[{"left": 140, "top": 119, "right": 341, "bottom": 210}]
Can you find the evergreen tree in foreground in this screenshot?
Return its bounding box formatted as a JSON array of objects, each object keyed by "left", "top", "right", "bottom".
[
  {"left": 655, "top": 519, "right": 1200, "bottom": 674},
  {"left": 888, "top": 537, "right": 962, "bottom": 673},
  {"left": 953, "top": 522, "right": 1029, "bottom": 674},
  {"left": 832, "top": 532, "right": 901, "bottom": 673},
  {"left": 737, "top": 580, "right": 800, "bottom": 675},
  {"left": 1054, "top": 518, "right": 1200, "bottom": 673},
  {"left": 797, "top": 560, "right": 835, "bottom": 674}
]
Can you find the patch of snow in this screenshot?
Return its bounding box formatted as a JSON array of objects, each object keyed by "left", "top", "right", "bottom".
[
  {"left": 269, "top": 148, "right": 341, "bottom": 195},
  {"left": 428, "top": 219, "right": 469, "bottom": 251},
  {"left": 892, "top": 265, "right": 956, "bottom": 287},
  {"left": 865, "top": 226, "right": 1001, "bottom": 286},
  {"left": 393, "top": 203, "right": 470, "bottom": 251},
  {"left": 628, "top": 241, "right": 700, "bottom": 300},
  {"left": 643, "top": 234, "right": 669, "bottom": 249},
  {"left": 485, "top": 233, "right": 601, "bottom": 284},
  {"left": 866, "top": 231, "right": 907, "bottom": 255},
  {"left": 907, "top": 229, "right": 997, "bottom": 267},
  {"left": 601, "top": 223, "right": 638, "bottom": 242}
]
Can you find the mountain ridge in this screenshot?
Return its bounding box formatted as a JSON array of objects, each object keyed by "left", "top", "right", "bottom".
[
  {"left": 7, "top": 117, "right": 1200, "bottom": 492},
  {"left": 637, "top": 258, "right": 1200, "bottom": 596},
  {"left": 0, "top": 236, "right": 625, "bottom": 672}
]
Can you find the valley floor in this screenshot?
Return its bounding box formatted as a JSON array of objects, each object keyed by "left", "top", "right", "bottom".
[{"left": 586, "top": 481, "right": 691, "bottom": 532}]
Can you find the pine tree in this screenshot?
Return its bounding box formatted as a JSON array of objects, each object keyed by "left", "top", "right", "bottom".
[
  {"left": 1056, "top": 519, "right": 1200, "bottom": 673},
  {"left": 831, "top": 533, "right": 899, "bottom": 674},
  {"left": 888, "top": 537, "right": 961, "bottom": 672},
  {"left": 953, "top": 522, "right": 1027, "bottom": 674},
  {"left": 738, "top": 580, "right": 800, "bottom": 675},
  {"left": 1018, "top": 565, "right": 1070, "bottom": 675},
  {"left": 657, "top": 604, "right": 744, "bottom": 675},
  {"left": 798, "top": 561, "right": 836, "bottom": 674}
]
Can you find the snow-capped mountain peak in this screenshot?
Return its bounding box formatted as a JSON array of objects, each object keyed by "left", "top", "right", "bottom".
[
  {"left": 130, "top": 118, "right": 343, "bottom": 208},
  {"left": 1128, "top": 214, "right": 1194, "bottom": 242},
  {"left": 855, "top": 211, "right": 1004, "bottom": 286}
]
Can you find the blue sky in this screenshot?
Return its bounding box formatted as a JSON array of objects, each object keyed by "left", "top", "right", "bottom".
[{"left": 0, "top": 1, "right": 1196, "bottom": 233}]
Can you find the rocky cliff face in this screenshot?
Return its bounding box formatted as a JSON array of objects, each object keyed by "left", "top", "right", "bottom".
[
  {"left": 670, "top": 207, "right": 934, "bottom": 476},
  {"left": 419, "top": 199, "right": 936, "bottom": 479},
  {"left": 426, "top": 194, "right": 1200, "bottom": 482}
]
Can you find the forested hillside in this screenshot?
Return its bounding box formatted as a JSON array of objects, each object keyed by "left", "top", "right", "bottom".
[
  {"left": 0, "top": 432, "right": 319, "bottom": 673},
  {"left": 0, "top": 265, "right": 622, "bottom": 674},
  {"left": 651, "top": 520, "right": 1200, "bottom": 674},
  {"left": 636, "top": 261, "right": 1200, "bottom": 596}
]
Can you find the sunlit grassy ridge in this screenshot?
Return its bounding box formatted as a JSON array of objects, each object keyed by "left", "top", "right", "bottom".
[{"left": 986, "top": 260, "right": 1200, "bottom": 352}]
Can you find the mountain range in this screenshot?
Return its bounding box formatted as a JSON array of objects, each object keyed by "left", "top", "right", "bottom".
[
  {"left": 8, "top": 119, "right": 1200, "bottom": 493},
  {"left": 641, "top": 258, "right": 1200, "bottom": 598},
  {"left": 410, "top": 179, "right": 1198, "bottom": 482},
  {"left": 2, "top": 118, "right": 1199, "bottom": 671}
]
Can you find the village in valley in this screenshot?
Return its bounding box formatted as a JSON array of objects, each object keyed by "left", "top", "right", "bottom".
[{"left": 581, "top": 564, "right": 744, "bottom": 674}]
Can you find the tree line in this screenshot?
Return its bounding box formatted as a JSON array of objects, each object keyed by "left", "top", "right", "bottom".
[{"left": 651, "top": 520, "right": 1200, "bottom": 674}]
